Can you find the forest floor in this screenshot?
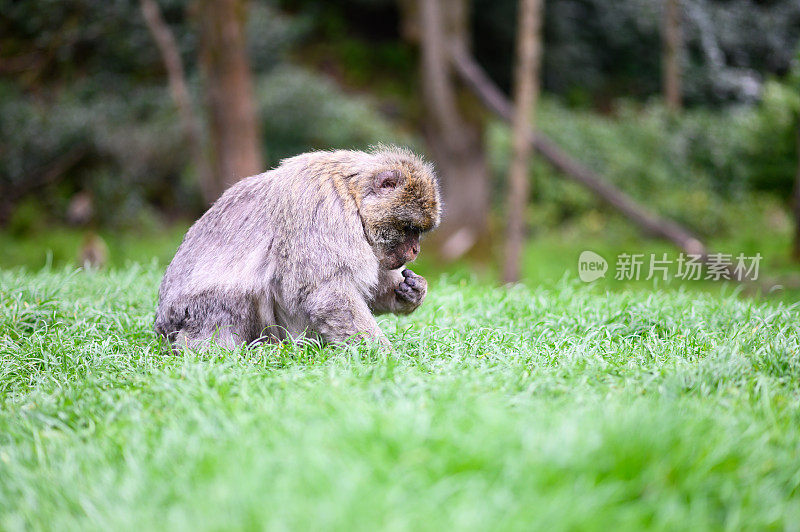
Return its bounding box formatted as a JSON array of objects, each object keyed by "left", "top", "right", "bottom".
[{"left": 1, "top": 266, "right": 799, "bottom": 529}]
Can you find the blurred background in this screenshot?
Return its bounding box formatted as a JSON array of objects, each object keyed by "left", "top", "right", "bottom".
[{"left": 1, "top": 0, "right": 799, "bottom": 296}]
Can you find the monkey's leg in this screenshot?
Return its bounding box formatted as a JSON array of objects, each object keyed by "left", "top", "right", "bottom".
[
  {"left": 369, "top": 268, "right": 427, "bottom": 316},
  {"left": 164, "top": 293, "right": 261, "bottom": 351},
  {"left": 305, "top": 283, "right": 389, "bottom": 346}
]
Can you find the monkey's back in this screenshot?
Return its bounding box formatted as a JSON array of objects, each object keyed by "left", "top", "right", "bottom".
[{"left": 155, "top": 151, "right": 380, "bottom": 344}]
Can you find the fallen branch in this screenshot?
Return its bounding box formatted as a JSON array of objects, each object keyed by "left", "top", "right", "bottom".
[
  {"left": 450, "top": 45, "right": 707, "bottom": 259},
  {"left": 450, "top": 46, "right": 760, "bottom": 281}
]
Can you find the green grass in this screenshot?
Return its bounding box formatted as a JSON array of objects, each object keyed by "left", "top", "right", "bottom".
[{"left": 2, "top": 265, "right": 800, "bottom": 530}]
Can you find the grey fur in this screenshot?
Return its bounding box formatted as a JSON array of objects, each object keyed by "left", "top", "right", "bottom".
[{"left": 155, "top": 147, "right": 440, "bottom": 350}]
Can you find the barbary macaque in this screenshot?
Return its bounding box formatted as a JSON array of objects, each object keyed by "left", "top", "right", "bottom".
[{"left": 155, "top": 146, "right": 440, "bottom": 349}]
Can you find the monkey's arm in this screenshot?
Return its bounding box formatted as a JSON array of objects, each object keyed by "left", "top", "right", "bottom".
[
  {"left": 305, "top": 280, "right": 390, "bottom": 346},
  {"left": 369, "top": 268, "right": 427, "bottom": 316}
]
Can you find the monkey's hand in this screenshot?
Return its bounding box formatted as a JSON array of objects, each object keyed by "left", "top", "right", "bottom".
[{"left": 394, "top": 269, "right": 427, "bottom": 313}]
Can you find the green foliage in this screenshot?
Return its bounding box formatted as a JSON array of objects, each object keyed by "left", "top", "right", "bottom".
[
  {"left": 0, "top": 0, "right": 171, "bottom": 87},
  {"left": 0, "top": 82, "right": 88, "bottom": 192},
  {"left": 0, "top": 0, "right": 315, "bottom": 227},
  {"left": 1, "top": 267, "right": 800, "bottom": 528},
  {"left": 742, "top": 76, "right": 800, "bottom": 195},
  {"left": 0, "top": 82, "right": 190, "bottom": 229},
  {"left": 247, "top": 2, "right": 312, "bottom": 74},
  {"left": 472, "top": 0, "right": 800, "bottom": 105},
  {"left": 255, "top": 66, "right": 413, "bottom": 166},
  {"left": 488, "top": 95, "right": 797, "bottom": 238},
  {"left": 2, "top": 0, "right": 797, "bottom": 246}
]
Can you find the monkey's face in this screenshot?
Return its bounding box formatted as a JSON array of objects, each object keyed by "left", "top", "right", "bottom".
[
  {"left": 360, "top": 167, "right": 440, "bottom": 270},
  {"left": 382, "top": 230, "right": 421, "bottom": 270}
]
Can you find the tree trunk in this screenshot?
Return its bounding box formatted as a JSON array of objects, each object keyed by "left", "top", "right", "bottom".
[
  {"left": 792, "top": 123, "right": 800, "bottom": 261},
  {"left": 503, "top": 0, "right": 542, "bottom": 283},
  {"left": 140, "top": 0, "right": 214, "bottom": 204},
  {"left": 413, "top": 0, "right": 491, "bottom": 260},
  {"left": 662, "top": 0, "right": 682, "bottom": 112},
  {"left": 197, "top": 0, "right": 263, "bottom": 202}
]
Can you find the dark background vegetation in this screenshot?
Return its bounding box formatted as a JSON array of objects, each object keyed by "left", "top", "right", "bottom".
[{"left": 1, "top": 0, "right": 799, "bottom": 293}]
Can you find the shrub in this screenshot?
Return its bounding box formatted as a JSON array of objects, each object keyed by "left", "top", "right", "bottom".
[
  {"left": 487, "top": 93, "right": 797, "bottom": 238},
  {"left": 254, "top": 65, "right": 413, "bottom": 166}
]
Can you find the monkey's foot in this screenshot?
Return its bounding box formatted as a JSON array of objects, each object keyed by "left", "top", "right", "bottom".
[{"left": 395, "top": 269, "right": 427, "bottom": 310}]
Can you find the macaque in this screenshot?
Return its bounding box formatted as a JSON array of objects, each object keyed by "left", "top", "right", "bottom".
[{"left": 155, "top": 146, "right": 440, "bottom": 349}]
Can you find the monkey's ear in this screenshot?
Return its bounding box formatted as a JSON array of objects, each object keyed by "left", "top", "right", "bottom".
[{"left": 374, "top": 170, "right": 402, "bottom": 191}]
